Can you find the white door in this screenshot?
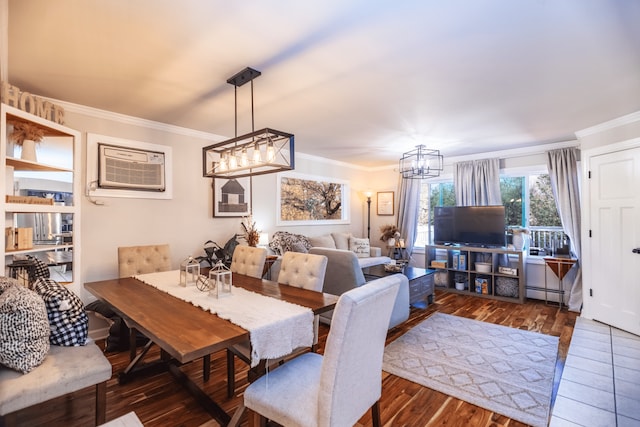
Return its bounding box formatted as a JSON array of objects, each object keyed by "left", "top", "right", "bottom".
[{"left": 589, "top": 146, "right": 640, "bottom": 335}]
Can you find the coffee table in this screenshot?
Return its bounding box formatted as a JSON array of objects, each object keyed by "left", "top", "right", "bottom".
[{"left": 362, "top": 264, "right": 436, "bottom": 309}]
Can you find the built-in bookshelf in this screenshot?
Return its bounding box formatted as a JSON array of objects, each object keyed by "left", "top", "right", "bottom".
[{"left": 2, "top": 104, "right": 81, "bottom": 288}]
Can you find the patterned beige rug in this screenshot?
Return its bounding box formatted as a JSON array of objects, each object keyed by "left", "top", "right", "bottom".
[{"left": 383, "top": 313, "right": 559, "bottom": 427}]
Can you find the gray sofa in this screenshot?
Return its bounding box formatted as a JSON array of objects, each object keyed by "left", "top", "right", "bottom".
[
  {"left": 307, "top": 232, "right": 391, "bottom": 268},
  {"left": 309, "top": 247, "right": 409, "bottom": 329}
]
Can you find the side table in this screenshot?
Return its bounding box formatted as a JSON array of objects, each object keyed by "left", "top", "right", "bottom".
[{"left": 543, "top": 256, "right": 577, "bottom": 308}]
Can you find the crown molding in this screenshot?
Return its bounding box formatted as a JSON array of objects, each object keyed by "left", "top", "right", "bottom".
[
  {"left": 294, "top": 151, "right": 370, "bottom": 171},
  {"left": 46, "top": 97, "right": 227, "bottom": 142},
  {"left": 575, "top": 110, "right": 640, "bottom": 139},
  {"left": 444, "top": 139, "right": 579, "bottom": 165}
]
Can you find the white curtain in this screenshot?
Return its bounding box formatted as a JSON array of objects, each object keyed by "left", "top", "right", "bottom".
[
  {"left": 547, "top": 147, "right": 582, "bottom": 312},
  {"left": 396, "top": 176, "right": 421, "bottom": 258},
  {"left": 454, "top": 158, "right": 502, "bottom": 206}
]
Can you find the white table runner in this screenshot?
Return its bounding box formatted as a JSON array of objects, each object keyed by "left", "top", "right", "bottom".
[{"left": 134, "top": 270, "right": 314, "bottom": 367}]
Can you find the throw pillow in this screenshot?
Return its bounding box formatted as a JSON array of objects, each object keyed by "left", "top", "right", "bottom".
[
  {"left": 34, "top": 278, "right": 88, "bottom": 346},
  {"left": 331, "top": 232, "right": 352, "bottom": 250},
  {"left": 349, "top": 237, "right": 371, "bottom": 258},
  {"left": 0, "top": 279, "right": 50, "bottom": 373},
  {"left": 27, "top": 255, "right": 51, "bottom": 280},
  {"left": 269, "top": 231, "right": 312, "bottom": 255},
  {"left": 290, "top": 241, "right": 309, "bottom": 253},
  {"left": 308, "top": 234, "right": 336, "bottom": 249}
]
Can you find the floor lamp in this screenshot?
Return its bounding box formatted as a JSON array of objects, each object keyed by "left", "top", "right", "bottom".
[{"left": 364, "top": 191, "right": 373, "bottom": 239}]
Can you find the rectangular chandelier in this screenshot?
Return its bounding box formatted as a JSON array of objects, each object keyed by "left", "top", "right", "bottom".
[
  {"left": 399, "top": 144, "right": 443, "bottom": 179},
  {"left": 202, "top": 128, "right": 294, "bottom": 178},
  {"left": 202, "top": 67, "right": 295, "bottom": 179}
]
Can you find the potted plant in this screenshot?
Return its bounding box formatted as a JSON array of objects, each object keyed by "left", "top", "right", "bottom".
[
  {"left": 380, "top": 224, "right": 400, "bottom": 247},
  {"left": 240, "top": 215, "right": 260, "bottom": 247},
  {"left": 8, "top": 121, "right": 45, "bottom": 162}
]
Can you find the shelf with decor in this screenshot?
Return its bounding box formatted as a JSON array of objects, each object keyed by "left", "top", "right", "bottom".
[
  {"left": 425, "top": 244, "right": 525, "bottom": 303},
  {"left": 2, "top": 104, "right": 81, "bottom": 288}
]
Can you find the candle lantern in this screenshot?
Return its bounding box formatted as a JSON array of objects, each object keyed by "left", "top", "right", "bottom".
[
  {"left": 179, "top": 256, "right": 200, "bottom": 287},
  {"left": 209, "top": 261, "right": 232, "bottom": 298}
]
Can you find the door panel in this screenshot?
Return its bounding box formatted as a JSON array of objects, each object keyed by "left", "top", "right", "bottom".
[{"left": 589, "top": 147, "right": 640, "bottom": 335}]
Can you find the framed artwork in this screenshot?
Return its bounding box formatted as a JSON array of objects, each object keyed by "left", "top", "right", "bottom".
[
  {"left": 276, "top": 172, "right": 350, "bottom": 226},
  {"left": 377, "top": 191, "right": 394, "bottom": 216},
  {"left": 213, "top": 177, "right": 251, "bottom": 217}
]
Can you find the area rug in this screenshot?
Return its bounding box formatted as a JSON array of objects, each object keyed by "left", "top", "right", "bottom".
[{"left": 383, "top": 313, "right": 559, "bottom": 427}]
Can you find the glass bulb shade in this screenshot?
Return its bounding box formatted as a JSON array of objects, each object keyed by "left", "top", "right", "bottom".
[
  {"left": 253, "top": 143, "right": 262, "bottom": 163},
  {"left": 229, "top": 151, "right": 238, "bottom": 169},
  {"left": 219, "top": 158, "right": 227, "bottom": 171},
  {"left": 266, "top": 142, "right": 276, "bottom": 162},
  {"left": 240, "top": 148, "right": 249, "bottom": 167}
]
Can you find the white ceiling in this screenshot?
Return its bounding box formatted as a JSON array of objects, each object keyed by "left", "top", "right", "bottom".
[{"left": 6, "top": 0, "right": 640, "bottom": 167}]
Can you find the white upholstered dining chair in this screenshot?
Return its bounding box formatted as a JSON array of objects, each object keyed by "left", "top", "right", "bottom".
[
  {"left": 229, "top": 245, "right": 268, "bottom": 279},
  {"left": 226, "top": 251, "right": 328, "bottom": 398},
  {"left": 243, "top": 274, "right": 400, "bottom": 427}
]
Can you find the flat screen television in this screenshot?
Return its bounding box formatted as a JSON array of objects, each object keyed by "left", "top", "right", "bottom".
[{"left": 434, "top": 206, "right": 506, "bottom": 247}]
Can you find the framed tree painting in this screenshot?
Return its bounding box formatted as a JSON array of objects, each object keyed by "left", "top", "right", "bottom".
[
  {"left": 213, "top": 177, "right": 251, "bottom": 217},
  {"left": 377, "top": 191, "right": 394, "bottom": 216},
  {"left": 276, "top": 172, "right": 350, "bottom": 226}
]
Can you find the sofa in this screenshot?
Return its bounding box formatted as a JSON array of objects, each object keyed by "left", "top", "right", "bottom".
[
  {"left": 268, "top": 231, "right": 391, "bottom": 268},
  {"left": 308, "top": 247, "right": 409, "bottom": 329}
]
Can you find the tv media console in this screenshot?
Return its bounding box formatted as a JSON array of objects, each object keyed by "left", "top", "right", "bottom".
[{"left": 425, "top": 244, "right": 526, "bottom": 304}]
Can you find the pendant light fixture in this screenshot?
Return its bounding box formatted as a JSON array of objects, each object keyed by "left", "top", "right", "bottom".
[
  {"left": 202, "top": 67, "right": 295, "bottom": 178},
  {"left": 399, "top": 144, "right": 443, "bottom": 179}
]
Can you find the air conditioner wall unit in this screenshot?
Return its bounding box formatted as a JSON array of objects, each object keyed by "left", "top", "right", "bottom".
[{"left": 98, "top": 143, "right": 166, "bottom": 191}]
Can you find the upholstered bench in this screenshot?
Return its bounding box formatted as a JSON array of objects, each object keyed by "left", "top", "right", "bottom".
[{"left": 0, "top": 342, "right": 112, "bottom": 426}]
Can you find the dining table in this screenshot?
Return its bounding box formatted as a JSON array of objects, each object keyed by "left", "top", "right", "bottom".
[{"left": 85, "top": 272, "right": 338, "bottom": 426}]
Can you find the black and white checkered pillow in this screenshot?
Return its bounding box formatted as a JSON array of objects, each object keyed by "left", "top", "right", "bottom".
[
  {"left": 27, "top": 255, "right": 50, "bottom": 279},
  {"left": 33, "top": 278, "right": 88, "bottom": 346}
]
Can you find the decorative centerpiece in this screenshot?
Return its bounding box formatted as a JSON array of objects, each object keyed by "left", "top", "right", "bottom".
[
  {"left": 384, "top": 263, "right": 403, "bottom": 273},
  {"left": 179, "top": 256, "right": 200, "bottom": 287},
  {"left": 209, "top": 260, "right": 232, "bottom": 298},
  {"left": 380, "top": 224, "right": 401, "bottom": 248},
  {"left": 8, "top": 121, "right": 44, "bottom": 162},
  {"left": 240, "top": 215, "right": 260, "bottom": 247}
]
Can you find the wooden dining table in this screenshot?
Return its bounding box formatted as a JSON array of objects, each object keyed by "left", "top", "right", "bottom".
[{"left": 85, "top": 272, "right": 338, "bottom": 426}]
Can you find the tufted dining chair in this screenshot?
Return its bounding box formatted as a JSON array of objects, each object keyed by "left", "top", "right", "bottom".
[
  {"left": 243, "top": 274, "right": 400, "bottom": 427},
  {"left": 229, "top": 246, "right": 268, "bottom": 279},
  {"left": 114, "top": 244, "right": 172, "bottom": 367},
  {"left": 117, "top": 244, "right": 171, "bottom": 278},
  {"left": 226, "top": 251, "right": 328, "bottom": 398}
]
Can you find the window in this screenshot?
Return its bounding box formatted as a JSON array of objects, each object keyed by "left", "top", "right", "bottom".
[
  {"left": 529, "top": 174, "right": 561, "bottom": 227},
  {"left": 500, "top": 176, "right": 524, "bottom": 227},
  {"left": 414, "top": 171, "right": 563, "bottom": 250},
  {"left": 416, "top": 181, "right": 454, "bottom": 247}
]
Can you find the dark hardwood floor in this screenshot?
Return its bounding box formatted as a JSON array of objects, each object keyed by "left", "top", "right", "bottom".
[{"left": 12, "top": 291, "right": 578, "bottom": 426}]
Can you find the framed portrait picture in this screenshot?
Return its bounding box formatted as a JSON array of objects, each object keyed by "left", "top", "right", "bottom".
[
  {"left": 276, "top": 172, "right": 350, "bottom": 226},
  {"left": 213, "top": 177, "right": 251, "bottom": 217},
  {"left": 377, "top": 191, "right": 394, "bottom": 216}
]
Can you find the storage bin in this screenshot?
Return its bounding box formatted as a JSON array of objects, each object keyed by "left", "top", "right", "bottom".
[
  {"left": 496, "top": 277, "right": 519, "bottom": 298},
  {"left": 475, "top": 262, "right": 491, "bottom": 273}
]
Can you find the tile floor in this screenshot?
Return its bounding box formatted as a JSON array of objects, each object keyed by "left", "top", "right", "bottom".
[{"left": 550, "top": 317, "right": 640, "bottom": 426}]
